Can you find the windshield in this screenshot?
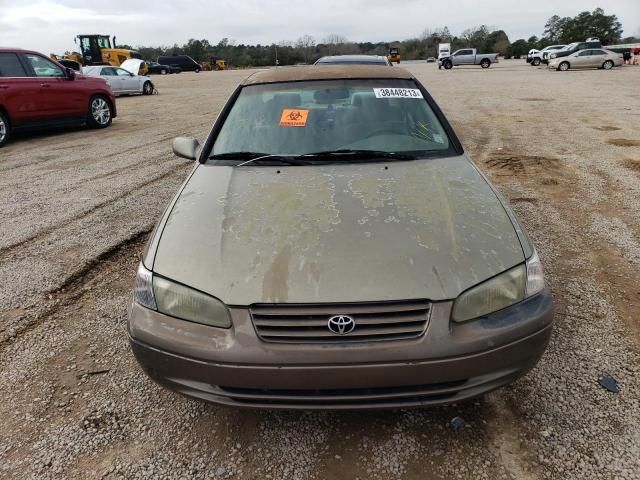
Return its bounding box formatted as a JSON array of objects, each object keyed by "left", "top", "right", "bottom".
[{"left": 209, "top": 79, "right": 452, "bottom": 160}]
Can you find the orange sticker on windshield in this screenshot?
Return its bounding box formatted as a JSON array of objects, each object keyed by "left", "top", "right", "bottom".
[{"left": 279, "top": 109, "right": 309, "bottom": 127}]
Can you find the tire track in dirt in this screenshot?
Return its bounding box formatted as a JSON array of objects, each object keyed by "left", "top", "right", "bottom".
[{"left": 0, "top": 166, "right": 184, "bottom": 261}]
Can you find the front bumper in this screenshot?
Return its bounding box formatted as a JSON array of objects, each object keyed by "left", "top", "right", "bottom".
[{"left": 128, "top": 289, "right": 553, "bottom": 410}]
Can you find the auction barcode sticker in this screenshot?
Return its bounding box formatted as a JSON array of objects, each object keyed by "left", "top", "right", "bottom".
[{"left": 373, "top": 88, "right": 423, "bottom": 99}]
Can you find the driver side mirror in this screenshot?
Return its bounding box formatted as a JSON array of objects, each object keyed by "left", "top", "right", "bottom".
[
  {"left": 65, "top": 67, "right": 76, "bottom": 80},
  {"left": 172, "top": 137, "right": 200, "bottom": 160}
]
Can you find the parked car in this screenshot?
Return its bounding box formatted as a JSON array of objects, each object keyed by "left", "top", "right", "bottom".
[
  {"left": 128, "top": 65, "right": 553, "bottom": 409},
  {"left": 540, "top": 45, "right": 568, "bottom": 64},
  {"left": 548, "top": 39, "right": 602, "bottom": 62},
  {"left": 439, "top": 49, "right": 499, "bottom": 69},
  {"left": 0, "top": 48, "right": 116, "bottom": 147},
  {"left": 157, "top": 55, "right": 201, "bottom": 72},
  {"left": 82, "top": 61, "right": 154, "bottom": 96},
  {"left": 426, "top": 57, "right": 437, "bottom": 63},
  {"left": 528, "top": 45, "right": 567, "bottom": 65},
  {"left": 548, "top": 48, "right": 623, "bottom": 71},
  {"left": 145, "top": 61, "right": 181, "bottom": 75},
  {"left": 314, "top": 55, "right": 392, "bottom": 66},
  {"left": 526, "top": 49, "right": 540, "bottom": 64}
]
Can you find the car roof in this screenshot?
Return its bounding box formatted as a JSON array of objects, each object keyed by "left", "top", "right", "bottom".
[
  {"left": 317, "top": 55, "right": 387, "bottom": 63},
  {"left": 0, "top": 47, "right": 45, "bottom": 55},
  {"left": 242, "top": 65, "right": 413, "bottom": 86}
]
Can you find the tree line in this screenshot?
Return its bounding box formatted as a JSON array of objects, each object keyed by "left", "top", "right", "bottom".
[{"left": 121, "top": 8, "right": 637, "bottom": 67}]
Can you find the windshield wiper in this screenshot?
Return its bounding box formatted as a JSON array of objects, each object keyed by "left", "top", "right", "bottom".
[
  {"left": 301, "top": 149, "right": 416, "bottom": 161},
  {"left": 209, "top": 152, "right": 310, "bottom": 166}
]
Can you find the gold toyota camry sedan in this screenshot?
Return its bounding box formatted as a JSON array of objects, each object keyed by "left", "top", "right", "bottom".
[{"left": 128, "top": 65, "right": 553, "bottom": 409}]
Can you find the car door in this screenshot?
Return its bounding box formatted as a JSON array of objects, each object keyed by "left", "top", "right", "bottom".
[
  {"left": 115, "top": 67, "right": 139, "bottom": 93},
  {"left": 21, "top": 53, "right": 85, "bottom": 120},
  {"left": 573, "top": 50, "right": 593, "bottom": 68},
  {"left": 0, "top": 52, "right": 41, "bottom": 126},
  {"left": 454, "top": 49, "right": 474, "bottom": 65},
  {"left": 99, "top": 67, "right": 122, "bottom": 94},
  {"left": 589, "top": 49, "right": 607, "bottom": 68}
]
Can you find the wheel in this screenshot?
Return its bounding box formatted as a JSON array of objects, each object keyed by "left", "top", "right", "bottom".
[
  {"left": 87, "top": 95, "right": 112, "bottom": 128},
  {"left": 558, "top": 61, "right": 570, "bottom": 71},
  {"left": 0, "top": 110, "right": 10, "bottom": 147},
  {"left": 443, "top": 60, "right": 453, "bottom": 70},
  {"left": 194, "top": 67, "right": 201, "bottom": 73},
  {"left": 143, "top": 81, "right": 154, "bottom": 95},
  {"left": 160, "top": 69, "right": 167, "bottom": 75},
  {"left": 602, "top": 60, "right": 614, "bottom": 70},
  {"left": 480, "top": 59, "right": 491, "bottom": 68},
  {"left": 533, "top": 58, "right": 541, "bottom": 66}
]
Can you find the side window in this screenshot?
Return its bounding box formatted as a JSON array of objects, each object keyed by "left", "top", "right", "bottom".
[
  {"left": 0, "top": 53, "right": 27, "bottom": 77},
  {"left": 24, "top": 54, "right": 65, "bottom": 77},
  {"left": 578, "top": 50, "right": 591, "bottom": 57},
  {"left": 455, "top": 50, "right": 471, "bottom": 56},
  {"left": 591, "top": 50, "right": 606, "bottom": 56},
  {"left": 101, "top": 67, "right": 116, "bottom": 76},
  {"left": 115, "top": 68, "right": 131, "bottom": 76}
]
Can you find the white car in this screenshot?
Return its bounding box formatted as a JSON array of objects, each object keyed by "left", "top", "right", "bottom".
[{"left": 82, "top": 59, "right": 154, "bottom": 96}]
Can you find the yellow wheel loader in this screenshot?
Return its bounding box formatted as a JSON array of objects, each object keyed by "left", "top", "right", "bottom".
[{"left": 51, "top": 34, "right": 145, "bottom": 72}]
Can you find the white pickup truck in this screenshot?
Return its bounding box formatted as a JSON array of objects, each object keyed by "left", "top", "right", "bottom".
[
  {"left": 438, "top": 48, "right": 499, "bottom": 69},
  {"left": 527, "top": 45, "right": 567, "bottom": 65}
]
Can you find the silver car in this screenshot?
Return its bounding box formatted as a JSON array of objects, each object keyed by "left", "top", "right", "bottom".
[
  {"left": 548, "top": 48, "right": 623, "bottom": 71},
  {"left": 82, "top": 65, "right": 154, "bottom": 96}
]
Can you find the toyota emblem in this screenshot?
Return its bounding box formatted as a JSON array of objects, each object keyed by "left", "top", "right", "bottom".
[{"left": 327, "top": 315, "right": 356, "bottom": 335}]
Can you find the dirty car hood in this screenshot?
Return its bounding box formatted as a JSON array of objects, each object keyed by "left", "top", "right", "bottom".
[{"left": 152, "top": 155, "right": 524, "bottom": 304}]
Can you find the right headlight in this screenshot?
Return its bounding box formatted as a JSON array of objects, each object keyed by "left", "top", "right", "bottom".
[
  {"left": 452, "top": 249, "right": 545, "bottom": 322},
  {"left": 133, "top": 263, "right": 231, "bottom": 328}
]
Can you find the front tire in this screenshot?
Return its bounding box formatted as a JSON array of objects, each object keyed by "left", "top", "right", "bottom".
[
  {"left": 558, "top": 61, "right": 570, "bottom": 71},
  {"left": 480, "top": 59, "right": 491, "bottom": 68},
  {"left": 143, "top": 81, "right": 154, "bottom": 95},
  {"left": 194, "top": 67, "right": 201, "bottom": 73},
  {"left": 160, "top": 69, "right": 167, "bottom": 75},
  {"left": 0, "top": 110, "right": 10, "bottom": 147},
  {"left": 87, "top": 95, "right": 112, "bottom": 128},
  {"left": 443, "top": 60, "right": 453, "bottom": 70},
  {"left": 533, "top": 58, "right": 541, "bottom": 66},
  {"left": 602, "top": 60, "right": 614, "bottom": 70}
]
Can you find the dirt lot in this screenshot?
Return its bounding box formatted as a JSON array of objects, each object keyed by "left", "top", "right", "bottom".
[{"left": 1, "top": 61, "right": 639, "bottom": 480}]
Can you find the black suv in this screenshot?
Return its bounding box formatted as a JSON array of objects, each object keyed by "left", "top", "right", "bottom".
[
  {"left": 157, "top": 55, "right": 201, "bottom": 73},
  {"left": 550, "top": 40, "right": 602, "bottom": 60}
]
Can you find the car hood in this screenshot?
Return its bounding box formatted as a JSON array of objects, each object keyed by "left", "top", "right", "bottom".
[
  {"left": 152, "top": 155, "right": 524, "bottom": 305},
  {"left": 120, "top": 58, "right": 144, "bottom": 75}
]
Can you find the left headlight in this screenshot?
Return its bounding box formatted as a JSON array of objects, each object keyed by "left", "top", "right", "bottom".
[
  {"left": 133, "top": 263, "right": 231, "bottom": 328},
  {"left": 452, "top": 249, "right": 545, "bottom": 322}
]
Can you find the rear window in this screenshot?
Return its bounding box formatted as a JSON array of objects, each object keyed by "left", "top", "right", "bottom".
[
  {"left": 0, "top": 53, "right": 27, "bottom": 77},
  {"left": 210, "top": 79, "right": 452, "bottom": 159}
]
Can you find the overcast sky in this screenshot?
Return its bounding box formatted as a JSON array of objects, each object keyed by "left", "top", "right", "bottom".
[{"left": 1, "top": 0, "right": 638, "bottom": 55}]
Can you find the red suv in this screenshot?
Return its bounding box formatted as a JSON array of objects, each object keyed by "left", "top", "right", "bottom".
[{"left": 0, "top": 48, "right": 117, "bottom": 147}]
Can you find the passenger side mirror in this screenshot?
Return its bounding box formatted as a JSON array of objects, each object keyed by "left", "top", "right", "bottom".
[
  {"left": 65, "top": 67, "right": 76, "bottom": 80},
  {"left": 172, "top": 137, "right": 200, "bottom": 160}
]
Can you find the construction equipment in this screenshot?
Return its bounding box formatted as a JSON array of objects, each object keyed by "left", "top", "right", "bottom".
[
  {"left": 388, "top": 47, "right": 401, "bottom": 64},
  {"left": 51, "top": 34, "right": 143, "bottom": 71},
  {"left": 201, "top": 57, "right": 227, "bottom": 71}
]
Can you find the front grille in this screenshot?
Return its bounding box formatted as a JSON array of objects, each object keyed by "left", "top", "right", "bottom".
[
  {"left": 217, "top": 379, "right": 466, "bottom": 406},
  {"left": 250, "top": 300, "right": 431, "bottom": 343}
]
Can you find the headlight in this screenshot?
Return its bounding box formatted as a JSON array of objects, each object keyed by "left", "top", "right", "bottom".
[
  {"left": 550, "top": 53, "right": 557, "bottom": 59},
  {"left": 133, "top": 263, "right": 231, "bottom": 328},
  {"left": 452, "top": 249, "right": 545, "bottom": 322},
  {"left": 452, "top": 265, "right": 526, "bottom": 322}
]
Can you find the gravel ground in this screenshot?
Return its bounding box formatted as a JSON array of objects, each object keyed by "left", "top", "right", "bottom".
[{"left": 0, "top": 61, "right": 639, "bottom": 479}]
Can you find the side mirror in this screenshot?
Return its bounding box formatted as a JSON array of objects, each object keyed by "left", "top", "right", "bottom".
[
  {"left": 172, "top": 137, "right": 200, "bottom": 160},
  {"left": 65, "top": 67, "right": 76, "bottom": 80}
]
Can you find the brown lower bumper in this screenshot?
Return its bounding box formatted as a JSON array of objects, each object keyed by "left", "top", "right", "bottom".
[{"left": 130, "top": 323, "right": 552, "bottom": 410}]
